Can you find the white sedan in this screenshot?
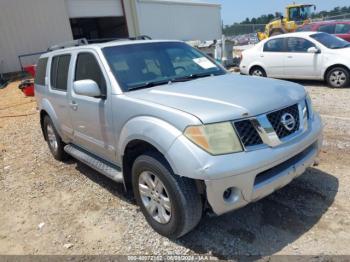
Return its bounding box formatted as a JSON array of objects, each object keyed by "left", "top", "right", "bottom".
[{"left": 240, "top": 32, "right": 350, "bottom": 88}]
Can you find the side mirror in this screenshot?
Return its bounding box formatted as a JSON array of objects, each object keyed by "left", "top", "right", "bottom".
[
  {"left": 73, "top": 79, "right": 102, "bottom": 98},
  {"left": 307, "top": 47, "right": 320, "bottom": 54}
]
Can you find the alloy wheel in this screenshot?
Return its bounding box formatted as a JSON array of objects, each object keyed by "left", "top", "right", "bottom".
[
  {"left": 252, "top": 69, "right": 264, "bottom": 77},
  {"left": 46, "top": 124, "right": 58, "bottom": 153},
  {"left": 138, "top": 171, "right": 172, "bottom": 224},
  {"left": 330, "top": 70, "right": 347, "bottom": 87}
]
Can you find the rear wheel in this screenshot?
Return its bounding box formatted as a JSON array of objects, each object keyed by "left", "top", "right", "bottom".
[
  {"left": 250, "top": 66, "right": 267, "bottom": 77},
  {"left": 132, "top": 152, "right": 202, "bottom": 239},
  {"left": 43, "top": 116, "right": 68, "bottom": 161},
  {"left": 326, "top": 67, "right": 350, "bottom": 88}
]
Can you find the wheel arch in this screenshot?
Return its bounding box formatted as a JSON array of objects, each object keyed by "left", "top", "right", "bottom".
[
  {"left": 39, "top": 98, "right": 62, "bottom": 138},
  {"left": 249, "top": 64, "right": 267, "bottom": 75},
  {"left": 324, "top": 64, "right": 350, "bottom": 81},
  {"left": 122, "top": 139, "right": 167, "bottom": 191},
  {"left": 118, "top": 116, "right": 184, "bottom": 191}
]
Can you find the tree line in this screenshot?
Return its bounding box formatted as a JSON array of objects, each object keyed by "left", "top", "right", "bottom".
[{"left": 223, "top": 6, "right": 350, "bottom": 36}]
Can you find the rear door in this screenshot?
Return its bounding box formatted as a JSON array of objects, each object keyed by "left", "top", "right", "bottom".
[
  {"left": 261, "top": 38, "right": 286, "bottom": 78},
  {"left": 48, "top": 54, "right": 74, "bottom": 139},
  {"left": 68, "top": 50, "right": 116, "bottom": 162},
  {"left": 283, "top": 37, "right": 322, "bottom": 79}
]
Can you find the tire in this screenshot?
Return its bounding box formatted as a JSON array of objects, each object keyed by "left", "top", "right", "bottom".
[
  {"left": 326, "top": 67, "right": 350, "bottom": 88},
  {"left": 250, "top": 66, "right": 267, "bottom": 77},
  {"left": 43, "top": 116, "right": 68, "bottom": 161},
  {"left": 132, "top": 152, "right": 202, "bottom": 239}
]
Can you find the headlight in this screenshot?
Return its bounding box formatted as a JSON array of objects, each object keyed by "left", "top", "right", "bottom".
[
  {"left": 184, "top": 122, "right": 243, "bottom": 155},
  {"left": 306, "top": 93, "right": 314, "bottom": 119}
]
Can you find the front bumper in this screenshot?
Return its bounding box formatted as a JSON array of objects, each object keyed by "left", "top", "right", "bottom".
[{"left": 166, "top": 113, "right": 323, "bottom": 215}]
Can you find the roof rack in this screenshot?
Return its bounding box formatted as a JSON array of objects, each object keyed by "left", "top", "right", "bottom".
[
  {"left": 47, "top": 35, "right": 152, "bottom": 51},
  {"left": 109, "top": 35, "right": 152, "bottom": 43},
  {"left": 48, "top": 38, "right": 88, "bottom": 51},
  {"left": 129, "top": 35, "right": 152, "bottom": 40}
]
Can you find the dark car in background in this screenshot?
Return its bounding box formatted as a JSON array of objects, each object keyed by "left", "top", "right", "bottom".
[{"left": 297, "top": 21, "right": 350, "bottom": 42}]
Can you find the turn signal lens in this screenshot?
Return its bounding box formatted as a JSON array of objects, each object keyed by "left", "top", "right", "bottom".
[{"left": 184, "top": 122, "right": 243, "bottom": 155}]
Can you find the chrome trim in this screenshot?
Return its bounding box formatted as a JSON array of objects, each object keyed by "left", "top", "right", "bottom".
[{"left": 251, "top": 116, "right": 282, "bottom": 147}]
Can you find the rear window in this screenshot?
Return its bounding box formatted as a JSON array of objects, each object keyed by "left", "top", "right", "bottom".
[
  {"left": 50, "top": 55, "right": 71, "bottom": 91},
  {"left": 263, "top": 38, "right": 285, "bottom": 52},
  {"left": 34, "top": 58, "right": 48, "bottom": 85}
]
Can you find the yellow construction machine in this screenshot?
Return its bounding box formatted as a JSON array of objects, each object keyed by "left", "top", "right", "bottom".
[{"left": 257, "top": 3, "right": 316, "bottom": 40}]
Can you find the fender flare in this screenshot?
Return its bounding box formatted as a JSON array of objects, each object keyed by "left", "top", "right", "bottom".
[
  {"left": 40, "top": 98, "right": 62, "bottom": 138},
  {"left": 117, "top": 116, "right": 183, "bottom": 164}
]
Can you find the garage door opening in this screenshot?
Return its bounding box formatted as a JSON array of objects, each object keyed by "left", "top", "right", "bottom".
[{"left": 70, "top": 17, "right": 128, "bottom": 41}]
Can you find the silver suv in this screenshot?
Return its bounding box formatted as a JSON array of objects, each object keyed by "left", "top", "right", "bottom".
[{"left": 35, "top": 39, "right": 323, "bottom": 239}]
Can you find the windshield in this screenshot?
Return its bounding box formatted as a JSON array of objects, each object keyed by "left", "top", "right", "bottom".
[
  {"left": 289, "top": 6, "right": 313, "bottom": 21},
  {"left": 310, "top": 33, "right": 350, "bottom": 49},
  {"left": 103, "top": 42, "right": 226, "bottom": 91}
]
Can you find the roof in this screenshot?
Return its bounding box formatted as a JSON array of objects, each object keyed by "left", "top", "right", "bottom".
[{"left": 268, "top": 31, "right": 320, "bottom": 40}]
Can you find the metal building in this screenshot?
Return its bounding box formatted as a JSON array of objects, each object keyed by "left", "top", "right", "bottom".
[{"left": 0, "top": 0, "right": 222, "bottom": 73}]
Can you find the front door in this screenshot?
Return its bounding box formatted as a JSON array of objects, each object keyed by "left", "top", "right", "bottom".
[
  {"left": 283, "top": 37, "right": 322, "bottom": 79},
  {"left": 68, "top": 50, "right": 116, "bottom": 162}
]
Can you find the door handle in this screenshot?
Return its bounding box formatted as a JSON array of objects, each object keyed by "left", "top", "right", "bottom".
[
  {"left": 287, "top": 56, "right": 293, "bottom": 59},
  {"left": 69, "top": 101, "right": 78, "bottom": 111},
  {"left": 260, "top": 54, "right": 264, "bottom": 58}
]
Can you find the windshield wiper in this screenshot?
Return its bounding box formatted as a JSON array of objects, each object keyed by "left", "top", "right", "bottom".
[
  {"left": 127, "top": 72, "right": 222, "bottom": 91},
  {"left": 171, "top": 72, "right": 216, "bottom": 83},
  {"left": 128, "top": 80, "right": 171, "bottom": 91}
]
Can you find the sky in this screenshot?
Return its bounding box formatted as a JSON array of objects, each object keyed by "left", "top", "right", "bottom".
[{"left": 204, "top": 0, "right": 350, "bottom": 25}]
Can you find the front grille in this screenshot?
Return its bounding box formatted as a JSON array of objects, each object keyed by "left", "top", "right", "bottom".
[
  {"left": 234, "top": 120, "right": 263, "bottom": 147},
  {"left": 267, "top": 104, "right": 300, "bottom": 139}
]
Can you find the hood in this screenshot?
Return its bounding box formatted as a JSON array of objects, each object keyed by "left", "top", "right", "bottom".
[{"left": 125, "top": 74, "right": 306, "bottom": 124}]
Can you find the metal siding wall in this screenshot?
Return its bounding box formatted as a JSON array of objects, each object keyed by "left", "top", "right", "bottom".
[
  {"left": 135, "top": 0, "right": 222, "bottom": 41},
  {"left": 66, "top": 0, "right": 123, "bottom": 18},
  {"left": 0, "top": 0, "right": 73, "bottom": 73}
]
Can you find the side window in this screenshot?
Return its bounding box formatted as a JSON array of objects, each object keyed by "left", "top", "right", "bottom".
[
  {"left": 50, "top": 55, "right": 71, "bottom": 91},
  {"left": 75, "top": 53, "right": 106, "bottom": 95},
  {"left": 335, "top": 24, "right": 350, "bottom": 34},
  {"left": 286, "top": 37, "right": 315, "bottom": 52},
  {"left": 34, "top": 58, "right": 48, "bottom": 85},
  {"left": 263, "top": 38, "right": 285, "bottom": 52},
  {"left": 318, "top": 24, "right": 335, "bottom": 34}
]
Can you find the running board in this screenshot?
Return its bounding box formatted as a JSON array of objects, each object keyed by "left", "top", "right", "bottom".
[{"left": 64, "top": 144, "right": 123, "bottom": 183}]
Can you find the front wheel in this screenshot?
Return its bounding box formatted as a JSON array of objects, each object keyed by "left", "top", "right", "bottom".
[
  {"left": 326, "top": 67, "right": 350, "bottom": 88},
  {"left": 132, "top": 152, "right": 202, "bottom": 239}
]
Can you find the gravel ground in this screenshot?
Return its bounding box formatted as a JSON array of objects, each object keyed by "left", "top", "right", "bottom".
[{"left": 0, "top": 79, "right": 350, "bottom": 258}]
